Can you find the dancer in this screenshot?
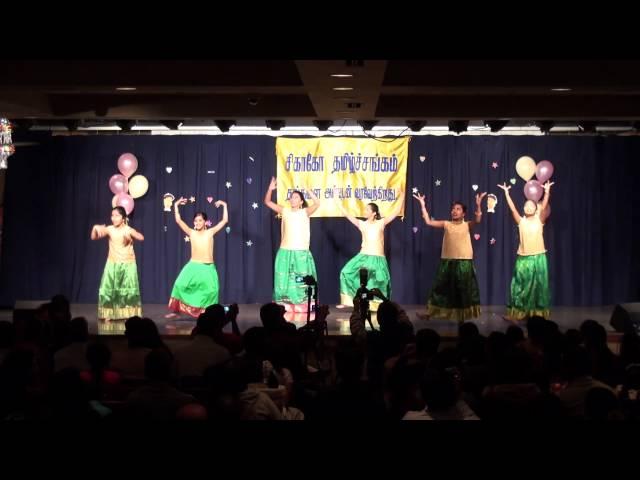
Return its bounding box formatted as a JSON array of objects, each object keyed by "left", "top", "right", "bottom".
[
  {"left": 498, "top": 181, "right": 554, "bottom": 320},
  {"left": 337, "top": 188, "right": 405, "bottom": 309},
  {"left": 264, "top": 177, "right": 320, "bottom": 312},
  {"left": 413, "top": 192, "right": 486, "bottom": 322},
  {"left": 91, "top": 206, "right": 144, "bottom": 321},
  {"left": 167, "top": 197, "right": 228, "bottom": 318}
]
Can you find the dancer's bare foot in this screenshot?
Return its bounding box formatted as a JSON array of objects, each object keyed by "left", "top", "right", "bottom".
[
  {"left": 336, "top": 304, "right": 348, "bottom": 309},
  {"left": 165, "top": 313, "right": 178, "bottom": 319},
  {"left": 99, "top": 318, "right": 111, "bottom": 323},
  {"left": 416, "top": 312, "right": 430, "bottom": 321}
]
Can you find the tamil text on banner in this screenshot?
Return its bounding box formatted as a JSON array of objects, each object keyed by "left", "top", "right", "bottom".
[{"left": 275, "top": 137, "right": 408, "bottom": 217}]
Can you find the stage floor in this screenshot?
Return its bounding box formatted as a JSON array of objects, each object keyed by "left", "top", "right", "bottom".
[{"left": 1, "top": 303, "right": 615, "bottom": 337}]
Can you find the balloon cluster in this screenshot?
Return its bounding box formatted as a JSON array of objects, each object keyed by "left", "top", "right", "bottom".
[
  {"left": 108, "top": 153, "right": 149, "bottom": 214},
  {"left": 515, "top": 156, "right": 554, "bottom": 202}
]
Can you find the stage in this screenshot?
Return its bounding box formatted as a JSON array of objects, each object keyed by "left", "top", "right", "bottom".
[{"left": 2, "top": 303, "right": 617, "bottom": 338}]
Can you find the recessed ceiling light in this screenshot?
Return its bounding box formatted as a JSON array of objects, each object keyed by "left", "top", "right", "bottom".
[
  {"left": 116, "top": 87, "right": 137, "bottom": 91},
  {"left": 333, "top": 87, "right": 354, "bottom": 91},
  {"left": 551, "top": 88, "right": 571, "bottom": 92},
  {"left": 331, "top": 73, "right": 353, "bottom": 78}
]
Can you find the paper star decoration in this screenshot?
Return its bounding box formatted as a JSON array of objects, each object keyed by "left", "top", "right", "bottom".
[
  {"left": 412, "top": 187, "right": 418, "bottom": 194},
  {"left": 490, "top": 238, "right": 496, "bottom": 245},
  {"left": 184, "top": 236, "right": 190, "bottom": 243},
  {"left": 491, "top": 162, "right": 499, "bottom": 169},
  {"left": 189, "top": 196, "right": 196, "bottom": 203},
  {"left": 225, "top": 182, "right": 232, "bottom": 189},
  {"left": 205, "top": 220, "right": 212, "bottom": 227},
  {"left": 252, "top": 202, "right": 259, "bottom": 210},
  {"left": 435, "top": 179, "right": 442, "bottom": 187},
  {"left": 246, "top": 240, "right": 253, "bottom": 247}
]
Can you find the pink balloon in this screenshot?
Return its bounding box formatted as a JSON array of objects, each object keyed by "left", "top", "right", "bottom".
[
  {"left": 117, "top": 153, "right": 138, "bottom": 178},
  {"left": 524, "top": 180, "right": 543, "bottom": 202},
  {"left": 109, "top": 174, "right": 129, "bottom": 195},
  {"left": 115, "top": 192, "right": 135, "bottom": 215},
  {"left": 536, "top": 160, "right": 554, "bottom": 183}
]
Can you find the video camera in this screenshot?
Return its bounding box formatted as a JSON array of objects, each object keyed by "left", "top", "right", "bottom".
[
  {"left": 295, "top": 275, "right": 317, "bottom": 286},
  {"left": 355, "top": 268, "right": 385, "bottom": 302}
]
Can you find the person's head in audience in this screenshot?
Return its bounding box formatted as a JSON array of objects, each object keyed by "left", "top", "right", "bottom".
[
  {"left": 0, "top": 349, "right": 35, "bottom": 418},
  {"left": 204, "top": 304, "right": 227, "bottom": 332},
  {"left": 86, "top": 342, "right": 111, "bottom": 373},
  {"left": 457, "top": 323, "right": 485, "bottom": 366},
  {"left": 387, "top": 357, "right": 426, "bottom": 417},
  {"left": 623, "top": 364, "right": 640, "bottom": 391},
  {"left": 335, "top": 345, "right": 364, "bottom": 384},
  {"left": 458, "top": 322, "right": 480, "bottom": 343},
  {"left": 69, "top": 317, "right": 89, "bottom": 343},
  {"left": 377, "top": 301, "right": 400, "bottom": 331},
  {"left": 496, "top": 348, "right": 534, "bottom": 384},
  {"left": 0, "top": 321, "right": 16, "bottom": 349},
  {"left": 22, "top": 316, "right": 43, "bottom": 345},
  {"left": 140, "top": 317, "right": 164, "bottom": 349},
  {"left": 526, "top": 316, "right": 547, "bottom": 345},
  {"left": 415, "top": 329, "right": 440, "bottom": 360},
  {"left": 486, "top": 331, "right": 509, "bottom": 363},
  {"left": 506, "top": 325, "right": 525, "bottom": 347},
  {"left": 580, "top": 320, "right": 608, "bottom": 351},
  {"left": 194, "top": 311, "right": 218, "bottom": 338},
  {"left": 49, "top": 368, "right": 92, "bottom": 419},
  {"left": 50, "top": 294, "right": 71, "bottom": 317},
  {"left": 144, "top": 350, "right": 174, "bottom": 383},
  {"left": 620, "top": 331, "right": 640, "bottom": 367},
  {"left": 430, "top": 347, "right": 460, "bottom": 371},
  {"left": 206, "top": 360, "right": 248, "bottom": 396},
  {"left": 205, "top": 361, "right": 247, "bottom": 420},
  {"left": 564, "top": 329, "right": 583, "bottom": 349},
  {"left": 420, "top": 368, "right": 458, "bottom": 412},
  {"left": 585, "top": 387, "right": 622, "bottom": 420},
  {"left": 243, "top": 327, "right": 267, "bottom": 358},
  {"left": 260, "top": 303, "right": 287, "bottom": 331},
  {"left": 124, "top": 316, "right": 146, "bottom": 348},
  {"left": 562, "top": 347, "right": 592, "bottom": 381},
  {"left": 1, "top": 349, "right": 34, "bottom": 384}
]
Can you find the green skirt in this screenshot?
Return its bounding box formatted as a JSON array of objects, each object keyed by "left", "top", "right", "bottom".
[
  {"left": 273, "top": 248, "right": 318, "bottom": 305},
  {"left": 98, "top": 260, "right": 142, "bottom": 320},
  {"left": 339, "top": 253, "right": 391, "bottom": 307},
  {"left": 427, "top": 259, "right": 481, "bottom": 321},
  {"left": 507, "top": 253, "right": 550, "bottom": 320},
  {"left": 168, "top": 261, "right": 219, "bottom": 318}
]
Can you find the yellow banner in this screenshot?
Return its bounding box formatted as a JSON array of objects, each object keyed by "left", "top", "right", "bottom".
[{"left": 276, "top": 137, "right": 408, "bottom": 217}]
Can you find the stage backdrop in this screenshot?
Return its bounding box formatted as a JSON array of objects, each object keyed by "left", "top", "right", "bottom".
[{"left": 1, "top": 134, "right": 639, "bottom": 308}]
